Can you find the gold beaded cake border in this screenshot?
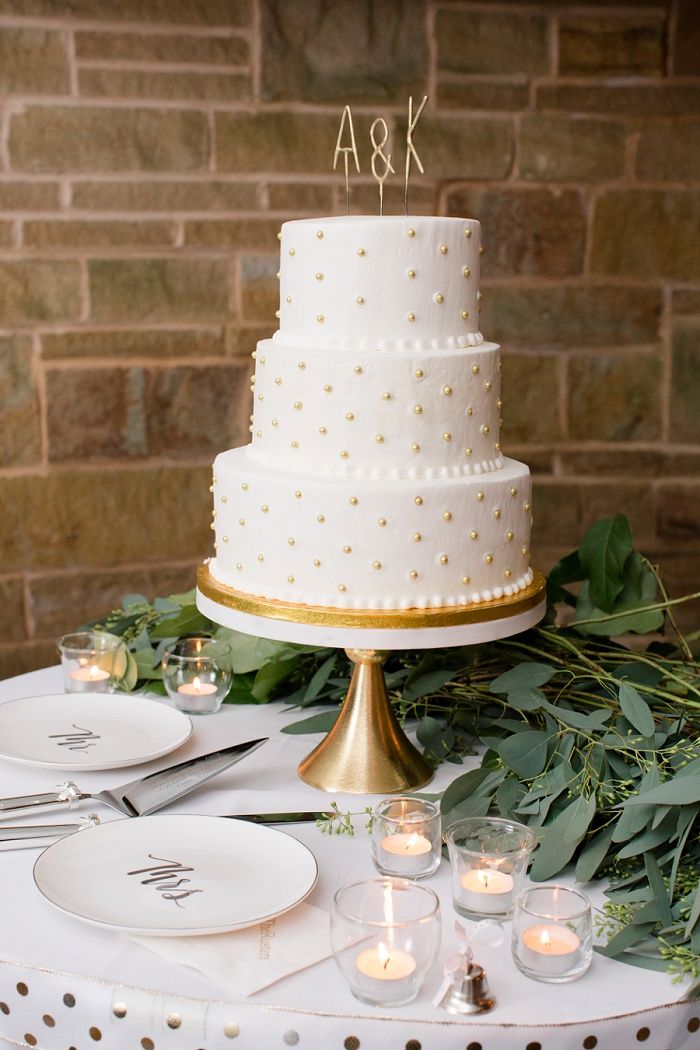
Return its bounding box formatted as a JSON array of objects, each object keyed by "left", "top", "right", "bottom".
[{"left": 197, "top": 564, "right": 546, "bottom": 629}]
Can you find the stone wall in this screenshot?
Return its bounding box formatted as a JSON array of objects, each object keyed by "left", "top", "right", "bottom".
[{"left": 0, "top": 0, "right": 698, "bottom": 676}]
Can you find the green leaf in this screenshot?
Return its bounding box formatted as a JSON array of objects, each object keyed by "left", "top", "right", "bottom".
[
  {"left": 621, "top": 776, "right": 700, "bottom": 807},
  {"left": 251, "top": 658, "right": 298, "bottom": 703},
  {"left": 403, "top": 668, "right": 455, "bottom": 701},
  {"left": 596, "top": 921, "right": 657, "bottom": 958},
  {"left": 644, "top": 852, "right": 673, "bottom": 929},
  {"left": 150, "top": 605, "right": 211, "bottom": 639},
  {"left": 546, "top": 549, "right": 585, "bottom": 605},
  {"left": 685, "top": 886, "right": 700, "bottom": 939},
  {"left": 619, "top": 682, "right": 655, "bottom": 737},
  {"left": 578, "top": 513, "right": 632, "bottom": 612},
  {"left": 122, "top": 593, "right": 148, "bottom": 608},
  {"left": 490, "top": 663, "right": 554, "bottom": 694},
  {"left": 529, "top": 795, "right": 595, "bottom": 881},
  {"left": 440, "top": 767, "right": 494, "bottom": 815},
  {"left": 497, "top": 730, "right": 549, "bottom": 779},
  {"left": 302, "top": 654, "right": 337, "bottom": 705},
  {"left": 281, "top": 711, "right": 338, "bottom": 735},
  {"left": 575, "top": 825, "right": 615, "bottom": 882},
  {"left": 574, "top": 582, "right": 664, "bottom": 637}
]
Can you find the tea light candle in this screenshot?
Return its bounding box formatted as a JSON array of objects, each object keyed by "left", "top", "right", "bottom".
[
  {"left": 460, "top": 868, "right": 514, "bottom": 915},
  {"left": 70, "top": 664, "right": 110, "bottom": 684},
  {"left": 520, "top": 924, "right": 581, "bottom": 977},
  {"left": 355, "top": 942, "right": 417, "bottom": 997},
  {"left": 378, "top": 832, "right": 432, "bottom": 876},
  {"left": 177, "top": 676, "right": 217, "bottom": 698}
]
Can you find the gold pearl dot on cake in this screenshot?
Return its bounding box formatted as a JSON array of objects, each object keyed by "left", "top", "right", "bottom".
[
  {"left": 443, "top": 432, "right": 452, "bottom": 442},
  {"left": 407, "top": 228, "right": 415, "bottom": 238},
  {"left": 411, "top": 442, "right": 420, "bottom": 453},
  {"left": 316, "top": 230, "right": 324, "bottom": 239},
  {"left": 317, "top": 514, "right": 325, "bottom": 523},
  {"left": 298, "top": 361, "right": 306, "bottom": 369},
  {"left": 293, "top": 400, "right": 302, "bottom": 410},
  {"left": 313, "top": 558, "right": 321, "bottom": 567},
  {"left": 276, "top": 271, "right": 281, "bottom": 280},
  {"left": 522, "top": 546, "right": 529, "bottom": 556},
  {"left": 407, "top": 312, "right": 416, "bottom": 322},
  {"left": 275, "top": 310, "right": 280, "bottom": 319},
  {"left": 324, "top": 384, "right": 332, "bottom": 393},
  {"left": 289, "top": 248, "right": 295, "bottom": 256},
  {"left": 382, "top": 391, "right": 392, "bottom": 400},
  {"left": 409, "top": 570, "right": 418, "bottom": 580},
  {"left": 316, "top": 314, "right": 325, "bottom": 323},
  {"left": 286, "top": 296, "right": 292, "bottom": 304},
  {"left": 209, "top": 484, "right": 214, "bottom": 493},
  {"left": 480, "top": 244, "right": 485, "bottom": 255},
  {"left": 463, "top": 266, "right": 471, "bottom": 278},
  {"left": 257, "top": 553, "right": 264, "bottom": 562},
  {"left": 241, "top": 482, "right": 248, "bottom": 490},
  {"left": 524, "top": 501, "right": 531, "bottom": 512},
  {"left": 415, "top": 368, "right": 424, "bottom": 379},
  {"left": 277, "top": 231, "right": 282, "bottom": 241},
  {"left": 315, "top": 272, "right": 324, "bottom": 281},
  {"left": 294, "top": 490, "right": 302, "bottom": 498},
  {"left": 407, "top": 268, "right": 416, "bottom": 279},
  {"left": 349, "top": 496, "right": 358, "bottom": 505},
  {"left": 275, "top": 376, "right": 282, "bottom": 385},
  {"left": 443, "top": 385, "right": 452, "bottom": 396},
  {"left": 494, "top": 508, "right": 501, "bottom": 519},
  {"left": 434, "top": 292, "right": 444, "bottom": 304},
  {"left": 470, "top": 530, "right": 478, "bottom": 540},
  {"left": 357, "top": 247, "right": 366, "bottom": 256},
  {"left": 343, "top": 545, "right": 352, "bottom": 554},
  {"left": 413, "top": 532, "right": 422, "bottom": 542},
  {"left": 413, "top": 404, "right": 423, "bottom": 414},
  {"left": 472, "top": 364, "right": 480, "bottom": 375},
  {"left": 257, "top": 393, "right": 263, "bottom": 402},
  {"left": 338, "top": 583, "right": 347, "bottom": 593},
  {"left": 465, "top": 446, "right": 473, "bottom": 455},
  {"left": 319, "top": 425, "right": 327, "bottom": 435},
  {"left": 261, "top": 504, "right": 269, "bottom": 513},
  {"left": 221, "top": 494, "right": 228, "bottom": 503},
  {"left": 485, "top": 554, "right": 494, "bottom": 564},
  {"left": 238, "top": 518, "right": 245, "bottom": 526},
  {"left": 291, "top": 440, "right": 299, "bottom": 448},
  {"left": 223, "top": 536, "right": 229, "bottom": 544},
  {"left": 506, "top": 530, "right": 514, "bottom": 541},
  {"left": 467, "top": 406, "right": 474, "bottom": 416},
  {"left": 375, "top": 434, "right": 384, "bottom": 444},
  {"left": 354, "top": 365, "right": 363, "bottom": 374},
  {"left": 443, "top": 511, "right": 452, "bottom": 521},
  {"left": 340, "top": 449, "right": 349, "bottom": 458},
  {"left": 461, "top": 309, "right": 469, "bottom": 320},
  {"left": 495, "top": 442, "right": 501, "bottom": 451},
  {"left": 378, "top": 517, "right": 387, "bottom": 527},
  {"left": 212, "top": 509, "right": 217, "bottom": 519},
  {"left": 287, "top": 574, "right": 295, "bottom": 584},
  {"left": 440, "top": 245, "right": 448, "bottom": 255},
  {"left": 484, "top": 381, "right": 492, "bottom": 391},
  {"left": 462, "top": 575, "right": 470, "bottom": 585},
  {"left": 504, "top": 569, "right": 512, "bottom": 578},
  {"left": 477, "top": 491, "right": 484, "bottom": 500},
  {"left": 481, "top": 424, "right": 490, "bottom": 434},
  {"left": 346, "top": 412, "right": 354, "bottom": 421},
  {"left": 288, "top": 537, "right": 295, "bottom": 546},
  {"left": 415, "top": 496, "right": 423, "bottom": 505},
  {"left": 373, "top": 561, "right": 382, "bottom": 570},
  {"left": 210, "top": 521, "right": 215, "bottom": 530},
  {"left": 439, "top": 554, "right": 449, "bottom": 565},
  {"left": 356, "top": 296, "right": 365, "bottom": 305}
]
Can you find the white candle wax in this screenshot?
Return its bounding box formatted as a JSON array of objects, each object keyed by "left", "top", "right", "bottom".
[
  {"left": 355, "top": 943, "right": 417, "bottom": 1000},
  {"left": 459, "top": 868, "right": 515, "bottom": 915},
  {"left": 520, "top": 924, "right": 581, "bottom": 977},
  {"left": 177, "top": 677, "right": 217, "bottom": 697},
  {"left": 70, "top": 664, "right": 110, "bottom": 683},
  {"left": 378, "top": 832, "right": 433, "bottom": 876}
]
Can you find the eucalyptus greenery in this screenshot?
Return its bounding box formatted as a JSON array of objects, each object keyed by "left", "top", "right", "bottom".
[{"left": 85, "top": 514, "right": 699, "bottom": 985}]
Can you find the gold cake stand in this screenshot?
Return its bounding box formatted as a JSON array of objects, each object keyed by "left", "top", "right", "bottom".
[{"left": 196, "top": 564, "right": 546, "bottom": 794}]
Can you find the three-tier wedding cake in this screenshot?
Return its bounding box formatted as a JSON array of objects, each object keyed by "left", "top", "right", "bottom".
[{"left": 208, "top": 215, "right": 533, "bottom": 611}]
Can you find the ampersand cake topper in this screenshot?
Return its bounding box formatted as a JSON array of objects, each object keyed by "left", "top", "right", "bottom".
[
  {"left": 370, "top": 117, "right": 395, "bottom": 216},
  {"left": 333, "top": 105, "right": 360, "bottom": 215}
]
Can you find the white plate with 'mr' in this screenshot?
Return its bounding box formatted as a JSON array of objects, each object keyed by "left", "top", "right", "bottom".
[
  {"left": 34, "top": 814, "right": 319, "bottom": 936},
  {"left": 0, "top": 693, "right": 192, "bottom": 771}
]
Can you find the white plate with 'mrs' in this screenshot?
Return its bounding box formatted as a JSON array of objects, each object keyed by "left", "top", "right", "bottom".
[
  {"left": 34, "top": 814, "right": 319, "bottom": 936},
  {"left": 0, "top": 693, "right": 192, "bottom": 771}
]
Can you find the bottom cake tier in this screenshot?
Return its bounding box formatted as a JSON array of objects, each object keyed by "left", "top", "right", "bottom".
[{"left": 210, "top": 449, "right": 533, "bottom": 611}]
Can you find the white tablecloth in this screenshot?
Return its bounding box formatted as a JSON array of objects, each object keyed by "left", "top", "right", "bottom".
[{"left": 0, "top": 666, "right": 697, "bottom": 1050}]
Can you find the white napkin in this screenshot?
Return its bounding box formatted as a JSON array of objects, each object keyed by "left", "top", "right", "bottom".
[{"left": 131, "top": 903, "right": 331, "bottom": 997}]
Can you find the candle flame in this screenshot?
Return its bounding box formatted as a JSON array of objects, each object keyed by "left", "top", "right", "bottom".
[
  {"left": 378, "top": 941, "right": 390, "bottom": 970},
  {"left": 88, "top": 665, "right": 101, "bottom": 679},
  {"left": 192, "top": 675, "right": 201, "bottom": 691},
  {"left": 540, "top": 929, "right": 551, "bottom": 950},
  {"left": 405, "top": 832, "right": 421, "bottom": 852},
  {"left": 477, "top": 870, "right": 490, "bottom": 889}
]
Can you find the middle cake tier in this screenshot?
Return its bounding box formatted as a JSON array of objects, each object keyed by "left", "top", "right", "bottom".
[{"left": 250, "top": 339, "right": 503, "bottom": 479}]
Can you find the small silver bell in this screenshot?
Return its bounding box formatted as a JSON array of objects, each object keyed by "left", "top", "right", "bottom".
[{"left": 438, "top": 961, "right": 496, "bottom": 1016}]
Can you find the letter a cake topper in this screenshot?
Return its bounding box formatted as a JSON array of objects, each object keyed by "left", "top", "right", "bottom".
[{"left": 333, "top": 105, "right": 360, "bottom": 215}]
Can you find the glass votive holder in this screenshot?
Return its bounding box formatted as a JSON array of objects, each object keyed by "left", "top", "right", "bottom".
[
  {"left": 512, "top": 885, "right": 593, "bottom": 983},
  {"left": 371, "top": 797, "right": 442, "bottom": 879},
  {"left": 445, "top": 816, "right": 536, "bottom": 920},
  {"left": 161, "top": 637, "right": 232, "bottom": 715},
  {"left": 331, "top": 877, "right": 441, "bottom": 1007},
  {"left": 57, "top": 632, "right": 122, "bottom": 693}
]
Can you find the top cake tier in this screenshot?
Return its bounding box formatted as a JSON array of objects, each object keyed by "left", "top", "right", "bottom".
[{"left": 276, "top": 215, "right": 483, "bottom": 351}]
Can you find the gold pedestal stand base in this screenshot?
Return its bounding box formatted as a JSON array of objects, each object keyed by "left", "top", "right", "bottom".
[{"left": 297, "top": 649, "right": 433, "bottom": 794}]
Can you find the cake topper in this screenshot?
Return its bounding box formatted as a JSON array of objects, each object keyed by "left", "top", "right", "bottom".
[
  {"left": 333, "top": 105, "right": 360, "bottom": 215},
  {"left": 370, "top": 117, "right": 395, "bottom": 216},
  {"left": 404, "top": 94, "right": 428, "bottom": 215}
]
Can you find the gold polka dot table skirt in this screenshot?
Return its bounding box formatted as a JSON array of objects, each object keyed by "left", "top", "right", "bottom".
[{"left": 0, "top": 666, "right": 696, "bottom": 1050}]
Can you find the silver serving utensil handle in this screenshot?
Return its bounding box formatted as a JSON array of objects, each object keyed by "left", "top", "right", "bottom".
[
  {"left": 0, "top": 781, "right": 90, "bottom": 820},
  {"left": 0, "top": 813, "right": 100, "bottom": 851}
]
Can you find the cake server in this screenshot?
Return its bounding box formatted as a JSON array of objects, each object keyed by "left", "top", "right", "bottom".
[{"left": 0, "top": 738, "right": 267, "bottom": 821}]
